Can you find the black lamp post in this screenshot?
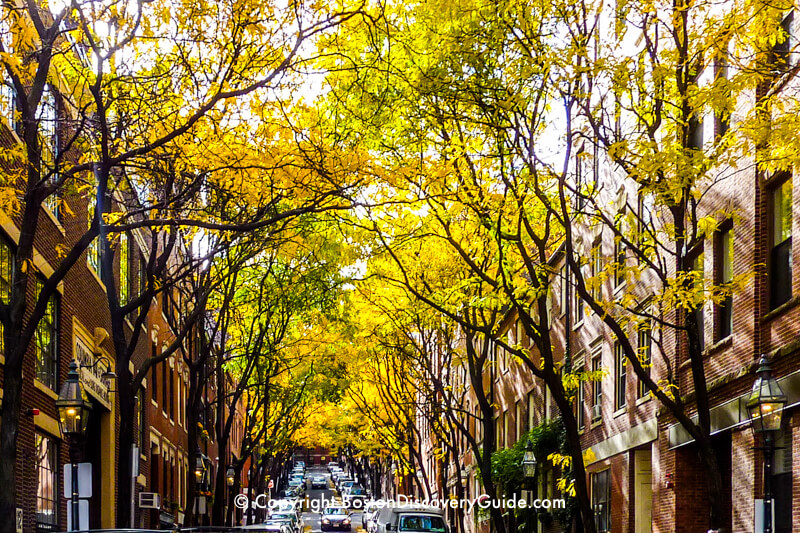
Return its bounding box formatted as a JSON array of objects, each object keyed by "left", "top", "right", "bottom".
[
  {"left": 56, "top": 361, "right": 92, "bottom": 531},
  {"left": 746, "top": 355, "right": 787, "bottom": 533},
  {"left": 195, "top": 447, "right": 209, "bottom": 490},
  {"left": 522, "top": 439, "right": 537, "bottom": 505}
]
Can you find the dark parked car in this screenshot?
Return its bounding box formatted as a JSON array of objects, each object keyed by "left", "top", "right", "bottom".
[
  {"left": 342, "top": 484, "right": 368, "bottom": 509},
  {"left": 320, "top": 505, "right": 353, "bottom": 531}
]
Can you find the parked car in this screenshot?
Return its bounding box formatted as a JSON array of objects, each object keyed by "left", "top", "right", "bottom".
[
  {"left": 270, "top": 499, "right": 301, "bottom": 520},
  {"left": 372, "top": 505, "right": 449, "bottom": 533},
  {"left": 337, "top": 478, "right": 355, "bottom": 494},
  {"left": 362, "top": 500, "right": 382, "bottom": 531},
  {"left": 320, "top": 505, "right": 353, "bottom": 531},
  {"left": 281, "top": 487, "right": 302, "bottom": 500},
  {"left": 333, "top": 472, "right": 350, "bottom": 485},
  {"left": 328, "top": 461, "right": 339, "bottom": 470},
  {"left": 242, "top": 521, "right": 294, "bottom": 533},
  {"left": 342, "top": 484, "right": 368, "bottom": 509},
  {"left": 269, "top": 511, "right": 303, "bottom": 533},
  {"left": 287, "top": 478, "right": 305, "bottom": 497},
  {"left": 311, "top": 475, "right": 328, "bottom": 489}
]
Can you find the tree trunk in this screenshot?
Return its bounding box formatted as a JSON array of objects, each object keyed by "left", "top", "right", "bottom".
[
  {"left": 185, "top": 362, "right": 202, "bottom": 527},
  {"left": 115, "top": 364, "right": 136, "bottom": 527},
  {"left": 549, "top": 376, "right": 595, "bottom": 533},
  {"left": 212, "top": 433, "right": 229, "bottom": 524},
  {"left": 0, "top": 348, "right": 23, "bottom": 533}
]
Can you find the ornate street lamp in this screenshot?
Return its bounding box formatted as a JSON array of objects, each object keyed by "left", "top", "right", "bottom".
[
  {"left": 746, "top": 355, "right": 787, "bottom": 533},
  {"left": 522, "top": 440, "right": 537, "bottom": 480},
  {"left": 226, "top": 466, "right": 236, "bottom": 487},
  {"left": 195, "top": 447, "right": 209, "bottom": 490},
  {"left": 522, "top": 439, "right": 537, "bottom": 507},
  {"left": 56, "top": 361, "right": 92, "bottom": 531}
]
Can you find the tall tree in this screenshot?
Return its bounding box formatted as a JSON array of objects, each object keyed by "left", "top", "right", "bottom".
[{"left": 0, "top": 0, "right": 365, "bottom": 527}]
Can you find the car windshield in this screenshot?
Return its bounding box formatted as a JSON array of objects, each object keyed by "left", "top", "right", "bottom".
[
  {"left": 272, "top": 513, "right": 295, "bottom": 521},
  {"left": 324, "top": 507, "right": 347, "bottom": 515},
  {"left": 399, "top": 514, "right": 447, "bottom": 532}
]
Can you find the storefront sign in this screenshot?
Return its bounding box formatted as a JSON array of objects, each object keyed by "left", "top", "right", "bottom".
[{"left": 74, "top": 336, "right": 111, "bottom": 409}]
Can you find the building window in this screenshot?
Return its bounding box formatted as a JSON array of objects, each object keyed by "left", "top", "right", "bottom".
[
  {"left": 592, "top": 349, "right": 602, "bottom": 421},
  {"left": 614, "top": 217, "right": 626, "bottom": 287},
  {"left": 577, "top": 358, "right": 586, "bottom": 430},
  {"left": 591, "top": 239, "right": 603, "bottom": 301},
  {"left": 770, "top": 176, "right": 793, "bottom": 310},
  {"left": 773, "top": 11, "right": 795, "bottom": 71},
  {"left": 690, "top": 249, "right": 705, "bottom": 351},
  {"left": 615, "top": 342, "right": 626, "bottom": 410},
  {"left": 688, "top": 114, "right": 704, "bottom": 151},
  {"left": 637, "top": 193, "right": 655, "bottom": 261},
  {"left": 714, "top": 42, "right": 731, "bottom": 137},
  {"left": 87, "top": 190, "right": 101, "bottom": 275},
  {"left": 527, "top": 391, "right": 536, "bottom": 431},
  {"left": 119, "top": 233, "right": 130, "bottom": 305},
  {"left": 162, "top": 358, "right": 168, "bottom": 412},
  {"left": 151, "top": 343, "right": 158, "bottom": 406},
  {"left": 573, "top": 271, "right": 585, "bottom": 325},
  {"left": 715, "top": 224, "right": 733, "bottom": 340},
  {"left": 34, "top": 279, "right": 58, "bottom": 390},
  {"left": 0, "top": 237, "right": 12, "bottom": 352},
  {"left": 137, "top": 387, "right": 146, "bottom": 448},
  {"left": 560, "top": 266, "right": 568, "bottom": 316},
  {"left": 38, "top": 85, "right": 59, "bottom": 219},
  {"left": 638, "top": 321, "right": 652, "bottom": 398},
  {"left": 0, "top": 14, "right": 15, "bottom": 131},
  {"left": 35, "top": 433, "right": 58, "bottom": 532},
  {"left": 475, "top": 405, "right": 482, "bottom": 443},
  {"left": 503, "top": 409, "right": 509, "bottom": 448},
  {"left": 168, "top": 366, "right": 175, "bottom": 420},
  {"left": 592, "top": 469, "right": 611, "bottom": 532},
  {"left": 515, "top": 400, "right": 524, "bottom": 442}
]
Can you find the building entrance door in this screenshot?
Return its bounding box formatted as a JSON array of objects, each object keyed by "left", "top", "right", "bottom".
[{"left": 634, "top": 448, "right": 652, "bottom": 533}]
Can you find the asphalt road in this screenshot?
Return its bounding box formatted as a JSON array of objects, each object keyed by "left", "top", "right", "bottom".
[{"left": 302, "top": 466, "right": 363, "bottom": 533}]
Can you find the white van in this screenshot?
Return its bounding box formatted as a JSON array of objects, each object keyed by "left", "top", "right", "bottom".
[{"left": 372, "top": 505, "right": 449, "bottom": 533}]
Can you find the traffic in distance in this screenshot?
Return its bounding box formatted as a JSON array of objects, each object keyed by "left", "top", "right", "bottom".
[{"left": 240, "top": 460, "right": 449, "bottom": 533}]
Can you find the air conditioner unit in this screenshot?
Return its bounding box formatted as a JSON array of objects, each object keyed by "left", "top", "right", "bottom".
[
  {"left": 592, "top": 404, "right": 602, "bottom": 420},
  {"left": 139, "top": 492, "right": 161, "bottom": 509}
]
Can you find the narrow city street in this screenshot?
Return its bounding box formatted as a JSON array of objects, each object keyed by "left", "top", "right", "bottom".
[
  {"left": 302, "top": 466, "right": 363, "bottom": 533},
  {"left": 3, "top": 1, "right": 800, "bottom": 533}
]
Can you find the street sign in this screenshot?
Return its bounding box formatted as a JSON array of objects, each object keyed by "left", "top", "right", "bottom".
[
  {"left": 66, "top": 500, "right": 89, "bottom": 531},
  {"left": 63, "top": 463, "right": 93, "bottom": 498},
  {"left": 268, "top": 480, "right": 274, "bottom": 489}
]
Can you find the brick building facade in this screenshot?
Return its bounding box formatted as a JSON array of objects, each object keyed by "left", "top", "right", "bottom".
[{"left": 0, "top": 118, "right": 245, "bottom": 532}]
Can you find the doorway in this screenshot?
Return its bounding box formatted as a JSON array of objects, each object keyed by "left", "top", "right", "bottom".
[{"left": 634, "top": 448, "right": 652, "bottom": 533}]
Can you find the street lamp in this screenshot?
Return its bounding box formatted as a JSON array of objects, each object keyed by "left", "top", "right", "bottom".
[
  {"left": 56, "top": 361, "right": 92, "bottom": 531},
  {"left": 195, "top": 448, "right": 209, "bottom": 489},
  {"left": 226, "top": 466, "right": 236, "bottom": 487},
  {"left": 522, "top": 439, "right": 537, "bottom": 507},
  {"left": 746, "top": 355, "right": 787, "bottom": 533},
  {"left": 522, "top": 440, "right": 537, "bottom": 480}
]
